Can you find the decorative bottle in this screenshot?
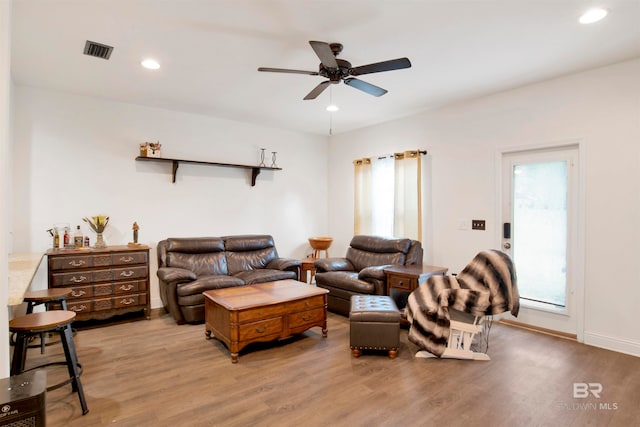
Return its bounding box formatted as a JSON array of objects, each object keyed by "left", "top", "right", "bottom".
[{"left": 74, "top": 225, "right": 84, "bottom": 249}]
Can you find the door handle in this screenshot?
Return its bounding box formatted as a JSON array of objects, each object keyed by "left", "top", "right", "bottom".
[{"left": 503, "top": 223, "right": 511, "bottom": 239}]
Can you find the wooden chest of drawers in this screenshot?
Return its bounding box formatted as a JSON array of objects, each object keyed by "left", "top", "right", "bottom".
[{"left": 47, "top": 245, "right": 150, "bottom": 322}]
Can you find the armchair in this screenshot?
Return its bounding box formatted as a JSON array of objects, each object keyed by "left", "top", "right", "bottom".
[{"left": 314, "top": 235, "right": 423, "bottom": 315}]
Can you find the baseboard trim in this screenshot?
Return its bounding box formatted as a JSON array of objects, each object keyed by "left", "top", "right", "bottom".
[
  {"left": 499, "top": 319, "right": 577, "bottom": 341},
  {"left": 149, "top": 307, "right": 166, "bottom": 319},
  {"left": 583, "top": 331, "right": 640, "bottom": 357}
]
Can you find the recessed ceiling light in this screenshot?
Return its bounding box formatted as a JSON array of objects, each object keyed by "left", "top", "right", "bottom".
[
  {"left": 326, "top": 105, "right": 339, "bottom": 112},
  {"left": 141, "top": 59, "right": 160, "bottom": 70},
  {"left": 579, "top": 8, "right": 608, "bottom": 24}
]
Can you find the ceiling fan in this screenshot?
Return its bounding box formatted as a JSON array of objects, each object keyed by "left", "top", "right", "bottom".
[{"left": 258, "top": 41, "right": 411, "bottom": 100}]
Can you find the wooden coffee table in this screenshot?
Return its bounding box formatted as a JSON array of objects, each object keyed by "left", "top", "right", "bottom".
[{"left": 204, "top": 279, "right": 329, "bottom": 363}]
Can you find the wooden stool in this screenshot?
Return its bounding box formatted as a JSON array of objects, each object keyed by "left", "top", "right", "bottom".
[
  {"left": 10, "top": 310, "right": 89, "bottom": 415},
  {"left": 22, "top": 288, "right": 73, "bottom": 354},
  {"left": 311, "top": 249, "right": 329, "bottom": 259}
]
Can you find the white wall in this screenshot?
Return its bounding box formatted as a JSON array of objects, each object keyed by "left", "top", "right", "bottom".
[
  {"left": 12, "top": 86, "right": 329, "bottom": 309},
  {"left": 1, "top": 0, "right": 13, "bottom": 378},
  {"left": 329, "top": 59, "right": 640, "bottom": 356}
]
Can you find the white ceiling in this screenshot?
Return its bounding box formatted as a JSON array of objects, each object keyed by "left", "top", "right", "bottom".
[{"left": 10, "top": 0, "right": 640, "bottom": 136}]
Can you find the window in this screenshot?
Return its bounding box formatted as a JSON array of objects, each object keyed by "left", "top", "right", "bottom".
[{"left": 354, "top": 150, "right": 424, "bottom": 241}]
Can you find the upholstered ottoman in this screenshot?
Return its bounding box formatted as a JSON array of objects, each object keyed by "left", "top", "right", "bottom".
[{"left": 350, "top": 295, "right": 401, "bottom": 359}]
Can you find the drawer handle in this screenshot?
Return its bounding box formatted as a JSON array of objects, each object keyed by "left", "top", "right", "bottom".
[
  {"left": 70, "top": 304, "right": 87, "bottom": 312},
  {"left": 68, "top": 260, "right": 86, "bottom": 267},
  {"left": 120, "top": 298, "right": 135, "bottom": 305},
  {"left": 71, "top": 290, "right": 86, "bottom": 297},
  {"left": 119, "top": 256, "right": 135, "bottom": 263},
  {"left": 255, "top": 325, "right": 268, "bottom": 334},
  {"left": 119, "top": 284, "right": 134, "bottom": 291},
  {"left": 120, "top": 270, "right": 135, "bottom": 277},
  {"left": 69, "top": 276, "right": 88, "bottom": 283},
  {"left": 302, "top": 314, "right": 312, "bottom": 321}
]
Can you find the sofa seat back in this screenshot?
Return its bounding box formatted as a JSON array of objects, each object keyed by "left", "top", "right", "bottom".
[
  {"left": 223, "top": 235, "right": 279, "bottom": 275},
  {"left": 234, "top": 269, "right": 297, "bottom": 285},
  {"left": 346, "top": 235, "right": 412, "bottom": 271},
  {"left": 313, "top": 272, "right": 374, "bottom": 295},
  {"left": 177, "top": 275, "right": 244, "bottom": 305},
  {"left": 165, "top": 237, "right": 228, "bottom": 277}
]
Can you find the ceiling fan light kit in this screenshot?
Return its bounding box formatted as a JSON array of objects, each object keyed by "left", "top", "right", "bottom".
[{"left": 258, "top": 41, "right": 411, "bottom": 100}]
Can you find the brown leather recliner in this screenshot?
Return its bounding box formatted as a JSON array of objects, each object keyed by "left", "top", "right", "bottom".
[
  {"left": 314, "top": 235, "right": 423, "bottom": 316},
  {"left": 157, "top": 235, "right": 300, "bottom": 324}
]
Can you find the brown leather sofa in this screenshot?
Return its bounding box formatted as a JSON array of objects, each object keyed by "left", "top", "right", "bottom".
[
  {"left": 314, "top": 235, "right": 423, "bottom": 316},
  {"left": 157, "top": 235, "right": 300, "bottom": 324}
]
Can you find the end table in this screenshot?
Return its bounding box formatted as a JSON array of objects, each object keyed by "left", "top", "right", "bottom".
[{"left": 384, "top": 264, "right": 448, "bottom": 311}]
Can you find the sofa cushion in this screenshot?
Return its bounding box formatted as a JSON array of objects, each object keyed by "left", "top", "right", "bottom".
[
  {"left": 349, "top": 235, "right": 411, "bottom": 254},
  {"left": 233, "top": 269, "right": 297, "bottom": 285},
  {"left": 167, "top": 251, "right": 228, "bottom": 277},
  {"left": 223, "top": 235, "right": 275, "bottom": 251},
  {"left": 226, "top": 248, "right": 277, "bottom": 275},
  {"left": 346, "top": 247, "right": 406, "bottom": 272},
  {"left": 177, "top": 275, "right": 244, "bottom": 297},
  {"left": 314, "top": 271, "right": 375, "bottom": 294},
  {"left": 167, "top": 237, "right": 225, "bottom": 253}
]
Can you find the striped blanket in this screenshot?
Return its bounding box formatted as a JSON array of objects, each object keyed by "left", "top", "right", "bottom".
[{"left": 406, "top": 250, "right": 519, "bottom": 357}]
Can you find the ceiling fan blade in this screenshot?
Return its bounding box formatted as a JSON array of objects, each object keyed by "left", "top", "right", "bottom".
[
  {"left": 258, "top": 67, "right": 319, "bottom": 76},
  {"left": 309, "top": 41, "right": 338, "bottom": 69},
  {"left": 349, "top": 57, "right": 411, "bottom": 76},
  {"left": 343, "top": 78, "right": 388, "bottom": 97},
  {"left": 303, "top": 81, "right": 332, "bottom": 100}
]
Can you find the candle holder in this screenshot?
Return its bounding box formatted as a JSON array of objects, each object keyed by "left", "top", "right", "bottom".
[
  {"left": 258, "top": 148, "right": 266, "bottom": 167},
  {"left": 271, "top": 152, "right": 278, "bottom": 168}
]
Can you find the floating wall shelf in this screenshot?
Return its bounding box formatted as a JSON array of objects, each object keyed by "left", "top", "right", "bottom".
[{"left": 135, "top": 156, "right": 282, "bottom": 186}]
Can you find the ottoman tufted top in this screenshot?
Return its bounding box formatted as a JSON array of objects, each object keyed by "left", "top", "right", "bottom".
[{"left": 350, "top": 295, "right": 400, "bottom": 323}]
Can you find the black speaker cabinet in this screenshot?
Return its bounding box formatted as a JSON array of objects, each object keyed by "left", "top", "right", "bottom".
[{"left": 0, "top": 370, "right": 46, "bottom": 427}]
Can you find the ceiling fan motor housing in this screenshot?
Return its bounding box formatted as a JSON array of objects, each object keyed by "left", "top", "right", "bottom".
[{"left": 319, "top": 58, "right": 352, "bottom": 82}]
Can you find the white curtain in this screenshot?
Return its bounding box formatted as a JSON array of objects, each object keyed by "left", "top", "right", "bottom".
[
  {"left": 354, "top": 150, "right": 423, "bottom": 241},
  {"left": 394, "top": 150, "right": 422, "bottom": 241},
  {"left": 353, "top": 158, "right": 372, "bottom": 235}
]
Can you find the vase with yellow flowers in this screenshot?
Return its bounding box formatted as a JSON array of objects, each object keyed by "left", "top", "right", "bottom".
[{"left": 83, "top": 215, "right": 109, "bottom": 249}]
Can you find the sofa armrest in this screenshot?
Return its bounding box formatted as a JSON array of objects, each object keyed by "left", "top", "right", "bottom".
[
  {"left": 157, "top": 267, "right": 197, "bottom": 283},
  {"left": 314, "top": 258, "right": 355, "bottom": 273},
  {"left": 266, "top": 258, "right": 301, "bottom": 271},
  {"left": 358, "top": 265, "right": 389, "bottom": 281}
]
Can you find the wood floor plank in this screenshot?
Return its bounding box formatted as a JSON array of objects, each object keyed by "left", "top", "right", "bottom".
[{"left": 14, "top": 311, "right": 639, "bottom": 426}]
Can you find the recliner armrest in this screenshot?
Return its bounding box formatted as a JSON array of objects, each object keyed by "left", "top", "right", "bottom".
[
  {"left": 358, "top": 265, "right": 389, "bottom": 281},
  {"left": 266, "top": 258, "right": 301, "bottom": 271},
  {"left": 314, "top": 258, "right": 355, "bottom": 273},
  {"left": 157, "top": 267, "right": 197, "bottom": 283}
]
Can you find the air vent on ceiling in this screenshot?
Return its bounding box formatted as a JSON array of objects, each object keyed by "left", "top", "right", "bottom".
[{"left": 83, "top": 40, "right": 113, "bottom": 60}]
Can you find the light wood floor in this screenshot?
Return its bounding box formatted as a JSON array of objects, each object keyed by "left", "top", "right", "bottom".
[{"left": 18, "top": 311, "right": 640, "bottom": 427}]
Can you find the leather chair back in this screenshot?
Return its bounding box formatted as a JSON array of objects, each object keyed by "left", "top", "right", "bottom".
[
  {"left": 223, "top": 235, "right": 278, "bottom": 275},
  {"left": 346, "top": 235, "right": 415, "bottom": 271},
  {"left": 162, "top": 237, "right": 228, "bottom": 277}
]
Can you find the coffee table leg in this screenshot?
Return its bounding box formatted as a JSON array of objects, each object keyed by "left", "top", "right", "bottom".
[
  {"left": 231, "top": 352, "right": 239, "bottom": 363},
  {"left": 205, "top": 330, "right": 212, "bottom": 339},
  {"left": 322, "top": 325, "right": 327, "bottom": 338}
]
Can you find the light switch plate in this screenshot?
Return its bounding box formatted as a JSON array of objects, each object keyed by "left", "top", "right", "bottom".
[{"left": 472, "top": 220, "right": 486, "bottom": 230}]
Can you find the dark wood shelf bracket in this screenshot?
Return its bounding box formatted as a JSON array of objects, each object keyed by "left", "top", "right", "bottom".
[
  {"left": 135, "top": 156, "right": 281, "bottom": 187},
  {"left": 171, "top": 160, "right": 179, "bottom": 183}
]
